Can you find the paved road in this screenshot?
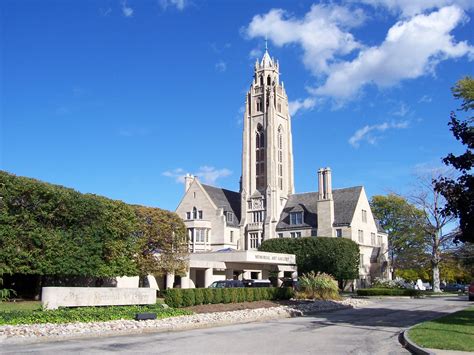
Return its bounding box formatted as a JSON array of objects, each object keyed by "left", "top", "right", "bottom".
[{"left": 3, "top": 296, "right": 471, "bottom": 354}]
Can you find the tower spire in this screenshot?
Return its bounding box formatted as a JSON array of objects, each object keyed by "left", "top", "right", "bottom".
[{"left": 265, "top": 35, "right": 268, "bottom": 52}]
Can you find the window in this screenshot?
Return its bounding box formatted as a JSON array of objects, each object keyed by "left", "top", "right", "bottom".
[
  {"left": 226, "top": 212, "right": 233, "bottom": 223},
  {"left": 358, "top": 230, "right": 364, "bottom": 243},
  {"left": 256, "top": 125, "right": 265, "bottom": 190},
  {"left": 193, "top": 192, "right": 196, "bottom": 198},
  {"left": 267, "top": 75, "right": 271, "bottom": 85},
  {"left": 230, "top": 231, "right": 234, "bottom": 243},
  {"left": 256, "top": 97, "right": 263, "bottom": 111},
  {"left": 192, "top": 207, "right": 197, "bottom": 219},
  {"left": 186, "top": 212, "right": 191, "bottom": 220},
  {"left": 195, "top": 229, "right": 206, "bottom": 243},
  {"left": 198, "top": 210, "right": 203, "bottom": 219},
  {"left": 253, "top": 211, "right": 264, "bottom": 223},
  {"left": 278, "top": 233, "right": 283, "bottom": 238},
  {"left": 278, "top": 127, "right": 283, "bottom": 190},
  {"left": 362, "top": 209, "right": 367, "bottom": 223},
  {"left": 277, "top": 100, "right": 282, "bottom": 112},
  {"left": 371, "top": 232, "right": 376, "bottom": 246},
  {"left": 259, "top": 75, "right": 263, "bottom": 86},
  {"left": 290, "top": 212, "right": 303, "bottom": 225},
  {"left": 336, "top": 229, "right": 342, "bottom": 238},
  {"left": 250, "top": 233, "right": 259, "bottom": 249},
  {"left": 377, "top": 235, "right": 383, "bottom": 246},
  {"left": 360, "top": 254, "right": 364, "bottom": 266},
  {"left": 290, "top": 231, "right": 301, "bottom": 238}
]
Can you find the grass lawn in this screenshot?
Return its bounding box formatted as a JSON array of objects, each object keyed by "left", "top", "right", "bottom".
[
  {"left": 0, "top": 301, "right": 42, "bottom": 312},
  {"left": 408, "top": 305, "right": 474, "bottom": 352}
]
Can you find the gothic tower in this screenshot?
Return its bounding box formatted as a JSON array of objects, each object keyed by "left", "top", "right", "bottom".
[{"left": 239, "top": 48, "right": 295, "bottom": 250}]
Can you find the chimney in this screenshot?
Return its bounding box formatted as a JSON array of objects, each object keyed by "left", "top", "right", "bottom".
[
  {"left": 318, "top": 168, "right": 333, "bottom": 200},
  {"left": 184, "top": 174, "right": 194, "bottom": 192}
]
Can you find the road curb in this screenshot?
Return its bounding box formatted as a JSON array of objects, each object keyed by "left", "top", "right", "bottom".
[{"left": 400, "top": 328, "right": 435, "bottom": 355}]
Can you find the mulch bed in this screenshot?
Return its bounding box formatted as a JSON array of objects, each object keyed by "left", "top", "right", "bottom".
[{"left": 183, "top": 300, "right": 298, "bottom": 314}]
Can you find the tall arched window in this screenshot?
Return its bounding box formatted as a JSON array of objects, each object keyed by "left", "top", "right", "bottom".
[
  {"left": 259, "top": 75, "right": 263, "bottom": 86},
  {"left": 256, "top": 124, "right": 265, "bottom": 190},
  {"left": 256, "top": 97, "right": 263, "bottom": 112},
  {"left": 278, "top": 126, "right": 283, "bottom": 190},
  {"left": 192, "top": 207, "right": 197, "bottom": 219},
  {"left": 267, "top": 75, "right": 271, "bottom": 85}
]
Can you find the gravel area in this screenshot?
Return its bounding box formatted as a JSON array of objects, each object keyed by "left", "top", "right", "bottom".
[{"left": 0, "top": 298, "right": 369, "bottom": 343}]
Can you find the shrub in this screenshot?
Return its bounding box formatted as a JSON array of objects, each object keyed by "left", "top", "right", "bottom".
[
  {"left": 202, "top": 288, "right": 214, "bottom": 304},
  {"left": 299, "top": 272, "right": 340, "bottom": 300},
  {"left": 222, "top": 289, "right": 232, "bottom": 304},
  {"left": 181, "top": 289, "right": 195, "bottom": 307},
  {"left": 237, "top": 288, "right": 246, "bottom": 303},
  {"left": 230, "top": 288, "right": 239, "bottom": 303},
  {"left": 356, "top": 288, "right": 420, "bottom": 296},
  {"left": 194, "top": 288, "right": 204, "bottom": 305},
  {"left": 164, "top": 289, "right": 183, "bottom": 308},
  {"left": 213, "top": 288, "right": 223, "bottom": 304},
  {"left": 245, "top": 288, "right": 254, "bottom": 302}
]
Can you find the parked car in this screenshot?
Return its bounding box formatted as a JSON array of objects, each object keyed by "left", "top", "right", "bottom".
[
  {"left": 242, "top": 279, "right": 272, "bottom": 288},
  {"left": 208, "top": 280, "right": 244, "bottom": 288},
  {"left": 468, "top": 282, "right": 474, "bottom": 301},
  {"left": 441, "top": 283, "right": 466, "bottom": 292}
]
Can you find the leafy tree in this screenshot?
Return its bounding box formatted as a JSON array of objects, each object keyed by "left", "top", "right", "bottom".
[
  {"left": 370, "top": 194, "right": 427, "bottom": 273},
  {"left": 132, "top": 205, "right": 188, "bottom": 286},
  {"left": 435, "top": 76, "right": 474, "bottom": 243},
  {"left": 259, "top": 237, "right": 359, "bottom": 287}
]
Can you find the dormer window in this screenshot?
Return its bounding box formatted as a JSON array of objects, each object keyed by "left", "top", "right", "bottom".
[{"left": 290, "top": 211, "right": 303, "bottom": 225}]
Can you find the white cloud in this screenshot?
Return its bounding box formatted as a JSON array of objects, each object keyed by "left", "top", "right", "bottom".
[
  {"left": 348, "top": 121, "right": 409, "bottom": 147},
  {"left": 315, "top": 6, "right": 473, "bottom": 99},
  {"left": 99, "top": 7, "right": 112, "bottom": 16},
  {"left": 159, "top": 0, "right": 188, "bottom": 11},
  {"left": 289, "top": 98, "right": 317, "bottom": 116},
  {"left": 392, "top": 102, "right": 409, "bottom": 117},
  {"left": 419, "top": 95, "right": 433, "bottom": 103},
  {"left": 249, "top": 48, "right": 263, "bottom": 59},
  {"left": 245, "top": 4, "right": 473, "bottom": 103},
  {"left": 121, "top": 1, "right": 133, "bottom": 17},
  {"left": 246, "top": 4, "right": 365, "bottom": 76},
  {"left": 357, "top": 0, "right": 473, "bottom": 17},
  {"left": 163, "top": 166, "right": 232, "bottom": 184},
  {"left": 215, "top": 61, "right": 227, "bottom": 72}
]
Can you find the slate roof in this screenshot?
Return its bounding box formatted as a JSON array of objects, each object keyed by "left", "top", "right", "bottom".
[
  {"left": 375, "top": 219, "right": 387, "bottom": 234},
  {"left": 201, "top": 184, "right": 241, "bottom": 227},
  {"left": 276, "top": 186, "right": 363, "bottom": 230}
]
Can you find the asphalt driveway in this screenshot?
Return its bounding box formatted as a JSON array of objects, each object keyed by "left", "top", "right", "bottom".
[{"left": 2, "top": 296, "right": 471, "bottom": 354}]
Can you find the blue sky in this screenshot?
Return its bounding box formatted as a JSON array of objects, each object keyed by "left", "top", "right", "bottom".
[{"left": 2, "top": 0, "right": 473, "bottom": 212}]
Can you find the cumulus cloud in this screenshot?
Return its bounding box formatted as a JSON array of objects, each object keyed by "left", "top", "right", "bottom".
[
  {"left": 249, "top": 48, "right": 263, "bottom": 60},
  {"left": 348, "top": 121, "right": 409, "bottom": 147},
  {"left": 245, "top": 4, "right": 473, "bottom": 103},
  {"left": 159, "top": 0, "right": 188, "bottom": 11},
  {"left": 121, "top": 1, "right": 133, "bottom": 17},
  {"left": 215, "top": 61, "right": 227, "bottom": 72},
  {"left": 289, "top": 98, "right": 317, "bottom": 116},
  {"left": 316, "top": 6, "right": 473, "bottom": 99},
  {"left": 163, "top": 166, "right": 232, "bottom": 184}
]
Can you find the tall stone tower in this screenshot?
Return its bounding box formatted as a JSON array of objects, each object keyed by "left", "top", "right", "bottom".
[{"left": 239, "top": 48, "right": 295, "bottom": 250}]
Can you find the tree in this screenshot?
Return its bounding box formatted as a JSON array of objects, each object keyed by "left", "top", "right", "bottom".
[
  {"left": 408, "top": 174, "right": 456, "bottom": 292},
  {"left": 370, "top": 194, "right": 426, "bottom": 272},
  {"left": 132, "top": 205, "right": 188, "bottom": 286},
  {"left": 435, "top": 76, "right": 474, "bottom": 243},
  {"left": 259, "top": 237, "right": 359, "bottom": 288}
]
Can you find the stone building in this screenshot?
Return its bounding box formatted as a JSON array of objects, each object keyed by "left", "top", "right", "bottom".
[{"left": 175, "top": 48, "right": 390, "bottom": 287}]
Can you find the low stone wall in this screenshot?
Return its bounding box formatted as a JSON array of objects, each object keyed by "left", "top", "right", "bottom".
[{"left": 41, "top": 287, "right": 156, "bottom": 310}]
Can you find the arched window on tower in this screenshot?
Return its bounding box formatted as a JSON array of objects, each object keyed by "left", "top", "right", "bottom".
[
  {"left": 267, "top": 75, "right": 271, "bottom": 85},
  {"left": 259, "top": 75, "right": 264, "bottom": 86},
  {"left": 256, "top": 97, "right": 263, "bottom": 112},
  {"left": 278, "top": 126, "right": 283, "bottom": 190},
  {"left": 277, "top": 99, "right": 282, "bottom": 113},
  {"left": 256, "top": 124, "right": 265, "bottom": 190}
]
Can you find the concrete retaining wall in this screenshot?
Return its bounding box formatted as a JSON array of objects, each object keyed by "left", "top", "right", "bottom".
[{"left": 41, "top": 287, "right": 156, "bottom": 310}]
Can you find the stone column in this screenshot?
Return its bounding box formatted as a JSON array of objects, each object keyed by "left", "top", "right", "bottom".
[
  {"left": 204, "top": 268, "right": 213, "bottom": 288},
  {"left": 166, "top": 273, "right": 175, "bottom": 289},
  {"left": 225, "top": 268, "right": 234, "bottom": 280},
  {"left": 181, "top": 269, "right": 191, "bottom": 289},
  {"left": 277, "top": 270, "right": 284, "bottom": 287}
]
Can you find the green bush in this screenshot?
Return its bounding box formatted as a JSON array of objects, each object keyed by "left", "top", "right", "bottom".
[
  {"left": 245, "top": 288, "right": 255, "bottom": 302},
  {"left": 213, "top": 288, "right": 223, "bottom": 304},
  {"left": 237, "top": 288, "right": 246, "bottom": 303},
  {"left": 356, "top": 288, "right": 420, "bottom": 296},
  {"left": 0, "top": 303, "right": 191, "bottom": 325},
  {"left": 181, "top": 289, "right": 195, "bottom": 307},
  {"left": 222, "top": 289, "right": 232, "bottom": 304},
  {"left": 230, "top": 288, "right": 239, "bottom": 303},
  {"left": 164, "top": 289, "right": 183, "bottom": 308},
  {"left": 202, "top": 288, "right": 214, "bottom": 304},
  {"left": 299, "top": 272, "right": 340, "bottom": 300},
  {"left": 194, "top": 288, "right": 204, "bottom": 305}
]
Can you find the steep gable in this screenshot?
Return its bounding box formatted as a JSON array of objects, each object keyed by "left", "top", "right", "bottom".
[{"left": 201, "top": 184, "right": 241, "bottom": 226}]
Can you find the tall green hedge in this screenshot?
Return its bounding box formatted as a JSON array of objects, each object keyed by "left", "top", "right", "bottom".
[
  {"left": 0, "top": 171, "right": 187, "bottom": 281},
  {"left": 259, "top": 237, "right": 360, "bottom": 283},
  {"left": 164, "top": 287, "right": 294, "bottom": 308}
]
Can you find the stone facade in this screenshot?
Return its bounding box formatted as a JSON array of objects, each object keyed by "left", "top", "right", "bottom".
[{"left": 175, "top": 49, "right": 390, "bottom": 286}]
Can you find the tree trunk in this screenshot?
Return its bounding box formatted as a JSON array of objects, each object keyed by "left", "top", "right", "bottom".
[{"left": 432, "top": 260, "right": 441, "bottom": 292}]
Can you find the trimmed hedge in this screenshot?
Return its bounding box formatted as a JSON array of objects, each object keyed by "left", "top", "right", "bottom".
[
  {"left": 356, "top": 288, "right": 421, "bottom": 296},
  {"left": 164, "top": 287, "right": 294, "bottom": 308}
]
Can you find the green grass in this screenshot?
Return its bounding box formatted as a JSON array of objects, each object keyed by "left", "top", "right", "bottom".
[
  {"left": 0, "top": 301, "right": 42, "bottom": 312},
  {"left": 0, "top": 302, "right": 192, "bottom": 325},
  {"left": 408, "top": 306, "right": 474, "bottom": 352}
]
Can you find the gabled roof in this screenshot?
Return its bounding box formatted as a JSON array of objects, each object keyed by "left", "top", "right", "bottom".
[
  {"left": 276, "top": 186, "right": 363, "bottom": 230},
  {"left": 201, "top": 184, "right": 241, "bottom": 227}
]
